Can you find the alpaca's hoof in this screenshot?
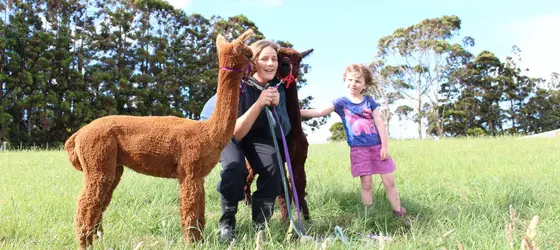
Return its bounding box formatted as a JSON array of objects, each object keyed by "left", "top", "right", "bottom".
[
  {"left": 184, "top": 230, "right": 203, "bottom": 244},
  {"left": 96, "top": 230, "right": 103, "bottom": 239}
]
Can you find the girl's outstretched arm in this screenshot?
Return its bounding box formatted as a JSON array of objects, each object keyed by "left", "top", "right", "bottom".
[
  {"left": 373, "top": 108, "right": 389, "bottom": 160},
  {"left": 300, "top": 103, "right": 335, "bottom": 118}
]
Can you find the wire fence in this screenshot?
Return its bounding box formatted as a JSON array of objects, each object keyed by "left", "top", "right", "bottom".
[{"left": 0, "top": 142, "right": 64, "bottom": 152}]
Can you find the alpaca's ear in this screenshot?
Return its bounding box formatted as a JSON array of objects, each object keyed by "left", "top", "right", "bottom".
[
  {"left": 301, "top": 49, "right": 314, "bottom": 58},
  {"left": 216, "top": 34, "right": 226, "bottom": 49},
  {"left": 237, "top": 29, "right": 254, "bottom": 44}
]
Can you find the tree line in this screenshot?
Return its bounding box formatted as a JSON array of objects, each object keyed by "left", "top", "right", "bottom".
[{"left": 0, "top": 0, "right": 324, "bottom": 149}]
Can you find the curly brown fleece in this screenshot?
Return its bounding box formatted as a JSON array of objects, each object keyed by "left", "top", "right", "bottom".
[{"left": 64, "top": 29, "right": 255, "bottom": 250}]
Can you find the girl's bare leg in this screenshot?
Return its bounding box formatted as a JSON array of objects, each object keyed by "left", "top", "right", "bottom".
[
  {"left": 360, "top": 175, "right": 373, "bottom": 206},
  {"left": 380, "top": 173, "right": 402, "bottom": 211}
]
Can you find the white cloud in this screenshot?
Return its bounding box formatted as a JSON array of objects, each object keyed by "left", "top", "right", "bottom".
[
  {"left": 240, "top": 0, "right": 285, "bottom": 8},
  {"left": 510, "top": 12, "right": 560, "bottom": 79},
  {"left": 166, "top": 0, "right": 193, "bottom": 10}
]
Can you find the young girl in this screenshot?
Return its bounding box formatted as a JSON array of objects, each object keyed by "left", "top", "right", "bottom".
[{"left": 300, "top": 63, "right": 406, "bottom": 218}]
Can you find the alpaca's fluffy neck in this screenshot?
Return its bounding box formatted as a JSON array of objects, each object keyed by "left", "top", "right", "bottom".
[{"left": 206, "top": 69, "right": 241, "bottom": 145}]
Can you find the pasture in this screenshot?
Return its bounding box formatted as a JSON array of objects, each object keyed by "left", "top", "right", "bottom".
[{"left": 0, "top": 137, "right": 559, "bottom": 249}]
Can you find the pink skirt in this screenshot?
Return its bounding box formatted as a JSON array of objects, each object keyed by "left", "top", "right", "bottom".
[{"left": 350, "top": 145, "right": 396, "bottom": 177}]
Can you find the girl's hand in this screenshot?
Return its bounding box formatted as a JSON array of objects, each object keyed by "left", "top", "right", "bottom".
[
  {"left": 256, "top": 87, "right": 276, "bottom": 108},
  {"left": 380, "top": 146, "right": 389, "bottom": 160}
]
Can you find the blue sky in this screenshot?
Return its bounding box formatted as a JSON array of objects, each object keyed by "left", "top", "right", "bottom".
[{"left": 169, "top": 0, "right": 560, "bottom": 142}]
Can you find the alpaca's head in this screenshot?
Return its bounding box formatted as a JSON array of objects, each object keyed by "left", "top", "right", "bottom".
[
  {"left": 276, "top": 47, "right": 314, "bottom": 88},
  {"left": 216, "top": 29, "right": 254, "bottom": 76}
]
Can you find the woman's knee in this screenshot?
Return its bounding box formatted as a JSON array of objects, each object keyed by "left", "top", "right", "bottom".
[{"left": 218, "top": 161, "right": 249, "bottom": 201}]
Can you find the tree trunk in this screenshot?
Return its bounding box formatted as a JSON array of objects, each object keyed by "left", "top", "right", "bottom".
[
  {"left": 417, "top": 98, "right": 422, "bottom": 139},
  {"left": 510, "top": 100, "right": 516, "bottom": 135},
  {"left": 436, "top": 117, "right": 443, "bottom": 137},
  {"left": 385, "top": 110, "right": 391, "bottom": 138},
  {"left": 27, "top": 109, "right": 32, "bottom": 138}
]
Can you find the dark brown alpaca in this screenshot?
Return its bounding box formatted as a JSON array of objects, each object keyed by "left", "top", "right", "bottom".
[
  {"left": 243, "top": 47, "right": 313, "bottom": 223},
  {"left": 64, "top": 29, "right": 254, "bottom": 250}
]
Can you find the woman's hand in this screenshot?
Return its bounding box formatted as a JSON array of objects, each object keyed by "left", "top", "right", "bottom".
[
  {"left": 257, "top": 87, "right": 278, "bottom": 108},
  {"left": 270, "top": 88, "right": 280, "bottom": 106}
]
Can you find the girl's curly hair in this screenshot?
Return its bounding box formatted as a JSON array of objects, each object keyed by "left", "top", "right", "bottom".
[{"left": 343, "top": 63, "right": 378, "bottom": 93}]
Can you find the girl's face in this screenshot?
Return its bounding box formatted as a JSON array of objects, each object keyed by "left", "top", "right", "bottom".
[
  {"left": 253, "top": 46, "right": 278, "bottom": 84},
  {"left": 345, "top": 71, "right": 366, "bottom": 95}
]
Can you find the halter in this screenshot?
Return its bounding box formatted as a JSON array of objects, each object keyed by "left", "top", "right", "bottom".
[
  {"left": 277, "top": 56, "right": 297, "bottom": 88},
  {"left": 220, "top": 62, "right": 252, "bottom": 96},
  {"left": 219, "top": 62, "right": 252, "bottom": 75}
]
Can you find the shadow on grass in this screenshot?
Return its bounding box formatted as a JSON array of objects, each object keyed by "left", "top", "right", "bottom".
[
  {"left": 292, "top": 186, "right": 431, "bottom": 242},
  {"left": 205, "top": 186, "right": 434, "bottom": 247}
]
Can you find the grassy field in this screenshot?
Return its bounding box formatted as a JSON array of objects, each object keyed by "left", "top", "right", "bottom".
[{"left": 1, "top": 137, "right": 559, "bottom": 249}]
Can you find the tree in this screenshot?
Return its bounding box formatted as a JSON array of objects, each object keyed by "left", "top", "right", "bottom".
[
  {"left": 0, "top": 1, "right": 325, "bottom": 147},
  {"left": 4, "top": 0, "right": 54, "bottom": 146},
  {"left": 521, "top": 89, "right": 560, "bottom": 133},
  {"left": 328, "top": 122, "right": 345, "bottom": 142},
  {"left": 0, "top": 1, "right": 10, "bottom": 148},
  {"left": 374, "top": 15, "right": 474, "bottom": 138},
  {"left": 368, "top": 62, "right": 405, "bottom": 137},
  {"left": 501, "top": 45, "right": 539, "bottom": 135},
  {"left": 546, "top": 72, "right": 559, "bottom": 90}
]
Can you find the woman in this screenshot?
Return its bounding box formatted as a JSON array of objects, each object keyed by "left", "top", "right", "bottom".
[{"left": 200, "top": 40, "right": 291, "bottom": 242}]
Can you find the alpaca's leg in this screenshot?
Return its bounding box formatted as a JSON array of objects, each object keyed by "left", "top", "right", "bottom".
[
  {"left": 294, "top": 141, "right": 311, "bottom": 221},
  {"left": 197, "top": 185, "right": 206, "bottom": 232},
  {"left": 277, "top": 180, "right": 290, "bottom": 223},
  {"left": 75, "top": 174, "right": 114, "bottom": 249},
  {"left": 74, "top": 136, "right": 118, "bottom": 249},
  {"left": 97, "top": 165, "right": 124, "bottom": 238},
  {"left": 292, "top": 160, "right": 310, "bottom": 221},
  {"left": 179, "top": 177, "right": 205, "bottom": 243},
  {"left": 244, "top": 158, "right": 254, "bottom": 205},
  {"left": 290, "top": 136, "right": 311, "bottom": 221}
]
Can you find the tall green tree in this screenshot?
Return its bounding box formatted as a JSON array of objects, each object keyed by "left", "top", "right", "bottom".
[
  {"left": 0, "top": 1, "right": 324, "bottom": 147},
  {"left": 501, "top": 46, "right": 539, "bottom": 135},
  {"left": 374, "top": 15, "right": 474, "bottom": 138},
  {"left": 519, "top": 72, "right": 560, "bottom": 133},
  {"left": 520, "top": 88, "right": 560, "bottom": 133},
  {"left": 0, "top": 1, "right": 10, "bottom": 148},
  {"left": 4, "top": 0, "right": 54, "bottom": 146},
  {"left": 328, "top": 121, "right": 346, "bottom": 142}
]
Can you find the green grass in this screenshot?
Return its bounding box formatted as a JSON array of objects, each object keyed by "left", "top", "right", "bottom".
[{"left": 1, "top": 137, "right": 559, "bottom": 249}]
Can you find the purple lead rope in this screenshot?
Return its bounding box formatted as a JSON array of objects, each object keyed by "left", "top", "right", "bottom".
[{"left": 272, "top": 100, "right": 305, "bottom": 234}]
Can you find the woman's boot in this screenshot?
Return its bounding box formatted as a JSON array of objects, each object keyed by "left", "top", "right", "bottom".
[{"left": 219, "top": 200, "right": 238, "bottom": 242}]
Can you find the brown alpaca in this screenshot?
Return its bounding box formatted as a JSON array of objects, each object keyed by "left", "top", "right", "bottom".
[
  {"left": 64, "top": 29, "right": 254, "bottom": 249},
  {"left": 243, "top": 47, "right": 313, "bottom": 223}
]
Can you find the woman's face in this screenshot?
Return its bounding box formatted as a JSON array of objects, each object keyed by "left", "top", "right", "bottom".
[{"left": 253, "top": 46, "right": 278, "bottom": 84}]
